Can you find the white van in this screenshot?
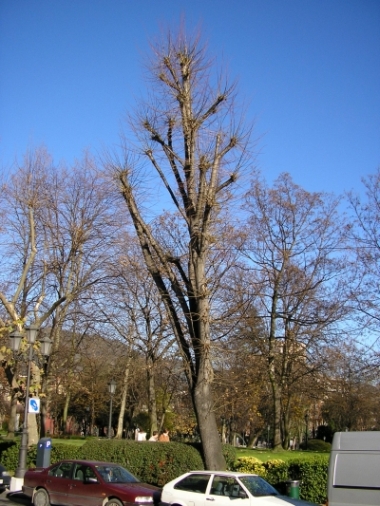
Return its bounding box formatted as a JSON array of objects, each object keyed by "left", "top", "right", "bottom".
[{"left": 328, "top": 431, "right": 380, "bottom": 506}]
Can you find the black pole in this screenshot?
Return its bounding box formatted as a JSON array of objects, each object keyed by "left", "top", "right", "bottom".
[{"left": 15, "top": 344, "right": 33, "bottom": 478}]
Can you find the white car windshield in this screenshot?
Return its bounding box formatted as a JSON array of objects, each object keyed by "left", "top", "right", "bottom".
[{"left": 239, "top": 476, "right": 279, "bottom": 497}]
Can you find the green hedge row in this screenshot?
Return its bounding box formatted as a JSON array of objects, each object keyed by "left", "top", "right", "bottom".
[
  {"left": 0, "top": 440, "right": 81, "bottom": 472},
  {"left": 0, "top": 439, "right": 236, "bottom": 487},
  {"left": 77, "top": 440, "right": 204, "bottom": 486},
  {"left": 0, "top": 440, "right": 203, "bottom": 487},
  {"left": 232, "top": 456, "right": 329, "bottom": 504}
]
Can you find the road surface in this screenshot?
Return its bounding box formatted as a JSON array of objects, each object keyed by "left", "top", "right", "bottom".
[{"left": 0, "top": 491, "right": 31, "bottom": 506}]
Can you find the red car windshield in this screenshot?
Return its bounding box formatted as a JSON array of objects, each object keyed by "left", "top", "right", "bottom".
[{"left": 95, "top": 465, "right": 140, "bottom": 483}]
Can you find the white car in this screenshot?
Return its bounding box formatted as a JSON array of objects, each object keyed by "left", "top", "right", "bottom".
[{"left": 160, "top": 470, "right": 317, "bottom": 506}]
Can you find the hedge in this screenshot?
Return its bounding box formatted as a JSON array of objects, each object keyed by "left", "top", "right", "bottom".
[
  {"left": 77, "top": 440, "right": 204, "bottom": 486},
  {"left": 0, "top": 441, "right": 81, "bottom": 472},
  {"left": 0, "top": 439, "right": 208, "bottom": 486},
  {"left": 232, "top": 455, "right": 329, "bottom": 505}
]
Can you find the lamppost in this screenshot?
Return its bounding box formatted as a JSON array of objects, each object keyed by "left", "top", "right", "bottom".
[
  {"left": 304, "top": 412, "right": 309, "bottom": 450},
  {"left": 107, "top": 379, "right": 116, "bottom": 439},
  {"left": 9, "top": 325, "right": 52, "bottom": 479}
]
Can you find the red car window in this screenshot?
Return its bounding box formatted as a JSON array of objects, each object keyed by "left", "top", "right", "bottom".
[{"left": 49, "top": 462, "right": 73, "bottom": 479}]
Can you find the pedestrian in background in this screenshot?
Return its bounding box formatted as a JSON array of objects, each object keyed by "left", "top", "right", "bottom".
[
  {"left": 159, "top": 428, "right": 170, "bottom": 442},
  {"left": 149, "top": 431, "right": 159, "bottom": 441}
]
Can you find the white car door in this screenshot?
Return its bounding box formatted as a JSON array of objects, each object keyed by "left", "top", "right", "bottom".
[
  {"left": 167, "top": 473, "right": 211, "bottom": 506},
  {"left": 204, "top": 476, "right": 248, "bottom": 506}
]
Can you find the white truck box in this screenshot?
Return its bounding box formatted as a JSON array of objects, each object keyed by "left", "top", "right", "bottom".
[{"left": 328, "top": 431, "right": 380, "bottom": 506}]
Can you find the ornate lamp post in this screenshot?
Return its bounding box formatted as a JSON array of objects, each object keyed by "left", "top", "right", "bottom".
[
  {"left": 9, "top": 325, "right": 52, "bottom": 479},
  {"left": 107, "top": 379, "right": 116, "bottom": 439}
]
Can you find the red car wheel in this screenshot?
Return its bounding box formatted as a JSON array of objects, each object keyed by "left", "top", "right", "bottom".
[{"left": 33, "top": 488, "right": 51, "bottom": 506}]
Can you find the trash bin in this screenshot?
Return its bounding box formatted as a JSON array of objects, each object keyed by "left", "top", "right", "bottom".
[
  {"left": 36, "top": 437, "right": 52, "bottom": 468},
  {"left": 286, "top": 480, "right": 300, "bottom": 499}
]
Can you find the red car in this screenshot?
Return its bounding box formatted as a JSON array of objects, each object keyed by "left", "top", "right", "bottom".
[{"left": 22, "top": 459, "right": 161, "bottom": 506}]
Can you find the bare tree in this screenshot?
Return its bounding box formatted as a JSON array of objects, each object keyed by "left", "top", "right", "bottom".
[
  {"left": 347, "top": 168, "right": 380, "bottom": 357},
  {"left": 109, "top": 30, "right": 250, "bottom": 469},
  {"left": 241, "top": 173, "right": 349, "bottom": 449},
  {"left": 0, "top": 148, "right": 117, "bottom": 440}
]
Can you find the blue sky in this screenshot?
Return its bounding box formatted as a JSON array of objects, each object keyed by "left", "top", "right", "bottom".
[{"left": 1, "top": 0, "right": 379, "bottom": 196}]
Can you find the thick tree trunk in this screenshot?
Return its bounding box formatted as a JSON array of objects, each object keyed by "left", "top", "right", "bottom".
[
  {"left": 28, "top": 413, "right": 39, "bottom": 445},
  {"left": 268, "top": 364, "right": 283, "bottom": 450},
  {"left": 193, "top": 378, "right": 225, "bottom": 469},
  {"left": 7, "top": 394, "right": 18, "bottom": 438},
  {"left": 147, "top": 357, "right": 158, "bottom": 433}
]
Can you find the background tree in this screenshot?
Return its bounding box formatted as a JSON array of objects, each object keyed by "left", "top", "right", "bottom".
[
  {"left": 322, "top": 342, "right": 380, "bottom": 431},
  {"left": 240, "top": 173, "right": 349, "bottom": 449},
  {"left": 0, "top": 148, "right": 118, "bottom": 440},
  {"left": 347, "top": 167, "right": 380, "bottom": 358}
]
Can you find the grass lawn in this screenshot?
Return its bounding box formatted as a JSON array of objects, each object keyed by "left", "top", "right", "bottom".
[
  {"left": 236, "top": 448, "right": 330, "bottom": 462},
  {"left": 51, "top": 438, "right": 86, "bottom": 446}
]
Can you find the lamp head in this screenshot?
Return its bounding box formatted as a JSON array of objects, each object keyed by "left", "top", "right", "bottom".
[
  {"left": 9, "top": 330, "right": 23, "bottom": 353},
  {"left": 108, "top": 379, "right": 117, "bottom": 395},
  {"left": 25, "top": 324, "right": 40, "bottom": 344}
]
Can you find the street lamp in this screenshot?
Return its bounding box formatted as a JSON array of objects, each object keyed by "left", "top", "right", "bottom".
[
  {"left": 107, "top": 379, "right": 116, "bottom": 439},
  {"left": 304, "top": 412, "right": 309, "bottom": 450},
  {"left": 9, "top": 325, "right": 52, "bottom": 479}
]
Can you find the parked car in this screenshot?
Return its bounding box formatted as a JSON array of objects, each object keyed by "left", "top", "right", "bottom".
[
  {"left": 23, "top": 459, "right": 161, "bottom": 506},
  {"left": 0, "top": 463, "right": 11, "bottom": 492},
  {"left": 160, "top": 471, "right": 317, "bottom": 506}
]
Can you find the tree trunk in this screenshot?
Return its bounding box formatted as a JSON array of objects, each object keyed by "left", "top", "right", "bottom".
[
  {"left": 115, "top": 357, "right": 132, "bottom": 439},
  {"left": 193, "top": 375, "right": 225, "bottom": 469},
  {"left": 62, "top": 391, "right": 71, "bottom": 433},
  {"left": 28, "top": 413, "right": 39, "bottom": 445},
  {"left": 147, "top": 356, "right": 158, "bottom": 433},
  {"left": 268, "top": 361, "right": 283, "bottom": 450},
  {"left": 7, "top": 394, "right": 18, "bottom": 438}
]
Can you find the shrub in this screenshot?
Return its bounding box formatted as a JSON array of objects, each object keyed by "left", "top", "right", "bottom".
[
  {"left": 78, "top": 440, "right": 204, "bottom": 486},
  {"left": 232, "top": 456, "right": 266, "bottom": 476},
  {"left": 0, "top": 441, "right": 37, "bottom": 471},
  {"left": 0, "top": 440, "right": 17, "bottom": 460},
  {"left": 1, "top": 440, "right": 82, "bottom": 472},
  {"left": 299, "top": 438, "right": 331, "bottom": 452},
  {"left": 263, "top": 459, "right": 288, "bottom": 485},
  {"left": 231, "top": 454, "right": 328, "bottom": 505},
  {"left": 221, "top": 444, "right": 238, "bottom": 470},
  {"left": 288, "top": 457, "right": 329, "bottom": 505}
]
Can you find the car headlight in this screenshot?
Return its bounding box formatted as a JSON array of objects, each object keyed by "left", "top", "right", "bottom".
[{"left": 134, "top": 497, "right": 154, "bottom": 503}]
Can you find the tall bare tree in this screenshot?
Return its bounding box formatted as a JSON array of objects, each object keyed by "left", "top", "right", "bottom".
[{"left": 110, "top": 30, "right": 250, "bottom": 469}]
